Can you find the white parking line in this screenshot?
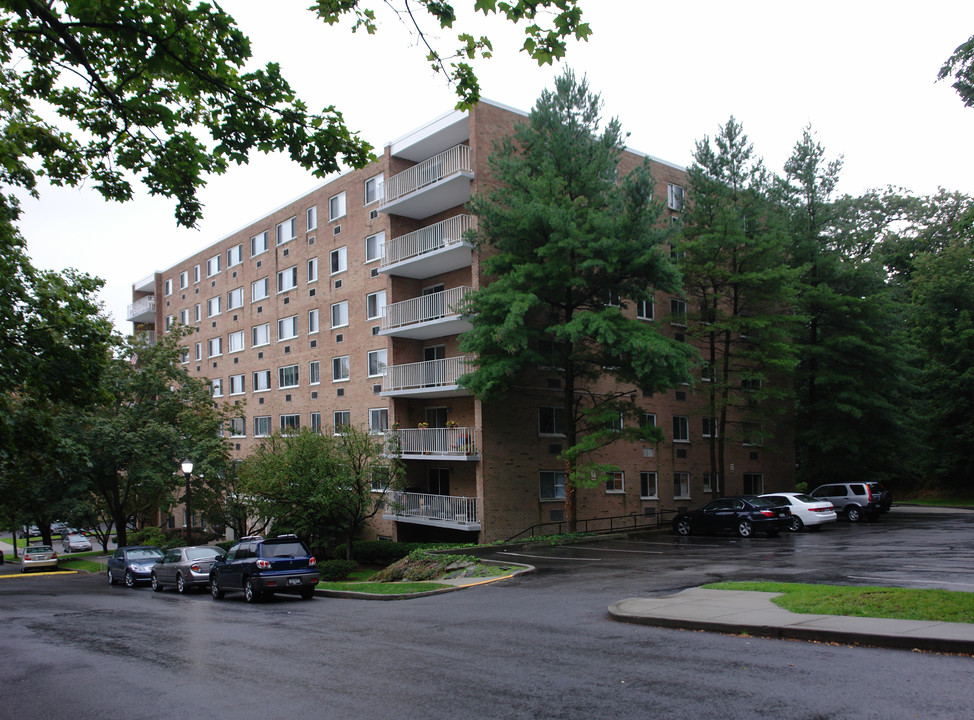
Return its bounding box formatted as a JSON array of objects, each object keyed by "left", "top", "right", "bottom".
[
  {"left": 557, "top": 546, "right": 663, "bottom": 555},
  {"left": 499, "top": 552, "right": 598, "bottom": 561}
]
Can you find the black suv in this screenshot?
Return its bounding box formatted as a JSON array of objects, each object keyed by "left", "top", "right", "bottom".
[
  {"left": 209, "top": 535, "right": 319, "bottom": 602},
  {"left": 809, "top": 482, "right": 892, "bottom": 522}
]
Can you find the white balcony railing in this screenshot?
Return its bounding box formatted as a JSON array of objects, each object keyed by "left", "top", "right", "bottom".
[
  {"left": 383, "top": 356, "right": 473, "bottom": 394},
  {"left": 126, "top": 295, "right": 156, "bottom": 322},
  {"left": 384, "top": 491, "right": 480, "bottom": 528},
  {"left": 381, "top": 286, "right": 472, "bottom": 333},
  {"left": 381, "top": 215, "right": 474, "bottom": 269},
  {"left": 396, "top": 426, "right": 478, "bottom": 457},
  {"left": 383, "top": 144, "right": 472, "bottom": 206}
]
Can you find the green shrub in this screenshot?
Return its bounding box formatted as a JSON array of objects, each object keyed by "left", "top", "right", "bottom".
[
  {"left": 345, "top": 540, "right": 425, "bottom": 565},
  {"left": 318, "top": 559, "right": 358, "bottom": 581}
]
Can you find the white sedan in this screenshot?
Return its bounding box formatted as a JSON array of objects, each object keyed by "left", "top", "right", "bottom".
[{"left": 760, "top": 492, "right": 837, "bottom": 532}]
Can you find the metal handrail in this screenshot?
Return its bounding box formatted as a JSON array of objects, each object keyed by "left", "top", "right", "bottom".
[{"left": 504, "top": 509, "right": 681, "bottom": 543}]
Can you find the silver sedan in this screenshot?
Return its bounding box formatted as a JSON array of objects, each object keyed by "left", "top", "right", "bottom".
[
  {"left": 151, "top": 546, "right": 226, "bottom": 594},
  {"left": 20, "top": 545, "right": 58, "bottom": 572}
]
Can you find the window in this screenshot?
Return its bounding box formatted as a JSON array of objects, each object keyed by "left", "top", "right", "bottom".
[
  {"left": 227, "top": 244, "right": 242, "bottom": 267},
  {"left": 164, "top": 279, "right": 172, "bottom": 296},
  {"left": 277, "top": 266, "right": 298, "bottom": 292},
  {"left": 743, "top": 473, "right": 764, "bottom": 495},
  {"left": 194, "top": 303, "right": 201, "bottom": 323},
  {"left": 251, "top": 231, "right": 268, "bottom": 257},
  {"left": 368, "top": 407, "right": 389, "bottom": 434},
  {"left": 368, "top": 349, "right": 387, "bottom": 377},
  {"left": 539, "top": 406, "right": 565, "bottom": 436},
  {"left": 308, "top": 308, "right": 319, "bottom": 334},
  {"left": 605, "top": 471, "right": 624, "bottom": 493},
  {"left": 278, "top": 315, "right": 298, "bottom": 341},
  {"left": 228, "top": 417, "right": 245, "bottom": 437},
  {"left": 253, "top": 369, "right": 271, "bottom": 392},
  {"left": 228, "top": 330, "right": 245, "bottom": 354},
  {"left": 280, "top": 414, "right": 300, "bottom": 432},
  {"left": 364, "top": 174, "right": 383, "bottom": 205},
  {"left": 640, "top": 472, "right": 658, "bottom": 499},
  {"left": 193, "top": 264, "right": 201, "bottom": 283},
  {"left": 252, "top": 277, "right": 269, "bottom": 302},
  {"left": 331, "top": 301, "right": 348, "bottom": 328},
  {"left": 207, "top": 337, "right": 222, "bottom": 358},
  {"left": 674, "top": 472, "right": 690, "bottom": 499},
  {"left": 673, "top": 415, "right": 689, "bottom": 442},
  {"left": 252, "top": 323, "right": 270, "bottom": 347},
  {"left": 276, "top": 217, "right": 296, "bottom": 245},
  {"left": 365, "top": 231, "right": 385, "bottom": 263},
  {"left": 637, "top": 296, "right": 654, "bottom": 320},
  {"left": 332, "top": 355, "right": 349, "bottom": 382},
  {"left": 333, "top": 410, "right": 350, "bottom": 433},
  {"left": 254, "top": 416, "right": 271, "bottom": 437},
  {"left": 670, "top": 298, "right": 686, "bottom": 325},
  {"left": 329, "top": 191, "right": 346, "bottom": 220},
  {"left": 702, "top": 418, "right": 718, "bottom": 438},
  {"left": 607, "top": 413, "right": 624, "bottom": 431},
  {"left": 194, "top": 342, "right": 202, "bottom": 362},
  {"left": 229, "top": 374, "right": 245, "bottom": 395},
  {"left": 540, "top": 470, "right": 566, "bottom": 500},
  {"left": 308, "top": 360, "right": 320, "bottom": 385},
  {"left": 330, "top": 246, "right": 347, "bottom": 275},
  {"left": 207, "top": 296, "right": 221, "bottom": 317},
  {"left": 701, "top": 361, "right": 716, "bottom": 382},
  {"left": 667, "top": 183, "right": 685, "bottom": 212},
  {"left": 307, "top": 205, "right": 317, "bottom": 231},
  {"left": 165, "top": 315, "right": 174, "bottom": 330},
  {"left": 310, "top": 412, "right": 322, "bottom": 433},
  {"left": 179, "top": 308, "right": 190, "bottom": 325},
  {"left": 605, "top": 289, "right": 620, "bottom": 307},
  {"left": 278, "top": 364, "right": 299, "bottom": 389},
  {"left": 206, "top": 255, "right": 220, "bottom": 277},
  {"left": 640, "top": 412, "right": 657, "bottom": 429},
  {"left": 366, "top": 290, "right": 386, "bottom": 320},
  {"left": 742, "top": 422, "right": 764, "bottom": 446},
  {"left": 227, "top": 287, "right": 243, "bottom": 310},
  {"left": 211, "top": 377, "right": 223, "bottom": 397},
  {"left": 742, "top": 376, "right": 763, "bottom": 392},
  {"left": 180, "top": 347, "right": 189, "bottom": 364},
  {"left": 703, "top": 472, "right": 720, "bottom": 494},
  {"left": 178, "top": 271, "right": 188, "bottom": 290},
  {"left": 307, "top": 257, "right": 318, "bottom": 283}
]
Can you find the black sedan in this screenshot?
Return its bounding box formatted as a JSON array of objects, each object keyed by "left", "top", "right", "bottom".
[
  {"left": 107, "top": 545, "right": 164, "bottom": 587},
  {"left": 672, "top": 495, "right": 791, "bottom": 538}
]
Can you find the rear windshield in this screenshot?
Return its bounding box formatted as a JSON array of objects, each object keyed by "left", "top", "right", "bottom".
[
  {"left": 28, "top": 546, "right": 53, "bottom": 553},
  {"left": 748, "top": 497, "right": 778, "bottom": 508},
  {"left": 186, "top": 547, "right": 223, "bottom": 561},
  {"left": 261, "top": 541, "right": 308, "bottom": 558},
  {"left": 793, "top": 494, "right": 818, "bottom": 503}
]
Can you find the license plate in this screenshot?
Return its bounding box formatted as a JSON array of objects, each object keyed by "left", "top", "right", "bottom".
[{"left": 288, "top": 578, "right": 301, "bottom": 586}]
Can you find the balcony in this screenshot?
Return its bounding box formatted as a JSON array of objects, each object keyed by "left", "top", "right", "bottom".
[
  {"left": 381, "top": 356, "right": 474, "bottom": 398},
  {"left": 380, "top": 144, "right": 473, "bottom": 219},
  {"left": 383, "top": 491, "right": 481, "bottom": 531},
  {"left": 380, "top": 286, "right": 473, "bottom": 339},
  {"left": 380, "top": 215, "right": 474, "bottom": 278},
  {"left": 126, "top": 295, "right": 156, "bottom": 323},
  {"left": 395, "top": 426, "right": 479, "bottom": 461}
]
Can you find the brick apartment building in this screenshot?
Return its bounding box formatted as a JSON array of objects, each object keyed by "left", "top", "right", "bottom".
[{"left": 128, "top": 99, "right": 795, "bottom": 544}]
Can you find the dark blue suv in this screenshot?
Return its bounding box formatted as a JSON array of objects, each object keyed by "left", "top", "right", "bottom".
[{"left": 209, "top": 535, "right": 319, "bottom": 602}]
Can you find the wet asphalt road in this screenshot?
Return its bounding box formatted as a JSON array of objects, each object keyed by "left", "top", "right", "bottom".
[{"left": 2, "top": 508, "right": 973, "bottom": 720}]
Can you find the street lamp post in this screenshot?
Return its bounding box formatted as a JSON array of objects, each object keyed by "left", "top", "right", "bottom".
[{"left": 180, "top": 459, "right": 194, "bottom": 544}]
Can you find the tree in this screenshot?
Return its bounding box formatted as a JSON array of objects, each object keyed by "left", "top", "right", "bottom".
[
  {"left": 939, "top": 32, "right": 974, "bottom": 108},
  {"left": 678, "top": 117, "right": 799, "bottom": 495},
  {"left": 0, "top": 0, "right": 588, "bottom": 228},
  {"left": 460, "top": 70, "right": 693, "bottom": 530},
  {"left": 240, "top": 426, "right": 403, "bottom": 558}
]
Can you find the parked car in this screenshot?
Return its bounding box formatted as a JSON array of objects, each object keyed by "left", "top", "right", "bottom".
[
  {"left": 51, "top": 521, "right": 70, "bottom": 535},
  {"left": 61, "top": 532, "right": 92, "bottom": 553},
  {"left": 672, "top": 496, "right": 792, "bottom": 538},
  {"left": 20, "top": 545, "right": 58, "bottom": 572},
  {"left": 152, "top": 546, "right": 226, "bottom": 594},
  {"left": 107, "top": 546, "right": 164, "bottom": 587},
  {"left": 210, "top": 535, "right": 319, "bottom": 603},
  {"left": 759, "top": 492, "right": 837, "bottom": 531},
  {"left": 809, "top": 482, "right": 892, "bottom": 522}
]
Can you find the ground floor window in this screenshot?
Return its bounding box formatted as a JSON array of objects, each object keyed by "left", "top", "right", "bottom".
[
  {"left": 674, "top": 472, "right": 690, "bottom": 500},
  {"left": 743, "top": 473, "right": 764, "bottom": 494},
  {"left": 605, "top": 471, "right": 624, "bottom": 493},
  {"left": 640, "top": 471, "right": 657, "bottom": 499},
  {"left": 703, "top": 472, "right": 719, "bottom": 494},
  {"left": 540, "top": 470, "right": 566, "bottom": 500}
]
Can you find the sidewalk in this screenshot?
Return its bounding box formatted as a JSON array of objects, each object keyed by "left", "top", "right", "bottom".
[{"left": 608, "top": 588, "right": 974, "bottom": 654}]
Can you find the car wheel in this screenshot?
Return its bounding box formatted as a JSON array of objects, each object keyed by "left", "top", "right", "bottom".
[
  {"left": 243, "top": 577, "right": 261, "bottom": 603},
  {"left": 151, "top": 573, "right": 162, "bottom": 592},
  {"left": 210, "top": 578, "right": 224, "bottom": 600},
  {"left": 737, "top": 520, "right": 753, "bottom": 538},
  {"left": 176, "top": 574, "right": 187, "bottom": 594},
  {"left": 300, "top": 586, "right": 314, "bottom": 600},
  {"left": 674, "top": 519, "right": 692, "bottom": 536},
  {"left": 108, "top": 569, "right": 118, "bottom": 586},
  {"left": 846, "top": 506, "right": 863, "bottom": 523},
  {"left": 124, "top": 570, "right": 136, "bottom": 588},
  {"left": 788, "top": 515, "right": 804, "bottom": 532}
]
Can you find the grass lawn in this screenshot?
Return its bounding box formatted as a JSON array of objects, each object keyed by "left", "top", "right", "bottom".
[{"left": 705, "top": 581, "right": 974, "bottom": 624}]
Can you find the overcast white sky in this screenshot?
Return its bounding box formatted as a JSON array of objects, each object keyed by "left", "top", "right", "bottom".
[{"left": 13, "top": 1, "right": 974, "bottom": 333}]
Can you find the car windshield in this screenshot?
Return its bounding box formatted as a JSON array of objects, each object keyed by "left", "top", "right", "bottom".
[
  {"left": 128, "top": 548, "right": 163, "bottom": 559},
  {"left": 185, "top": 547, "right": 222, "bottom": 561},
  {"left": 262, "top": 541, "right": 307, "bottom": 558}
]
